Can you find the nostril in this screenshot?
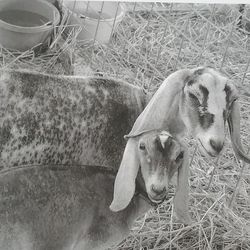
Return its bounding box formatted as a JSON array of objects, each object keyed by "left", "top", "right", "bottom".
[
  {"left": 209, "top": 139, "right": 223, "bottom": 153},
  {"left": 151, "top": 185, "right": 166, "bottom": 195}
]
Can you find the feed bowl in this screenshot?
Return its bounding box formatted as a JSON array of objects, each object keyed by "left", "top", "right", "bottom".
[
  {"left": 63, "top": 1, "right": 125, "bottom": 44},
  {"left": 0, "top": 0, "right": 60, "bottom": 51}
]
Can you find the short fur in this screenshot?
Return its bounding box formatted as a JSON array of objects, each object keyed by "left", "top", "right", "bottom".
[
  {"left": 0, "top": 164, "right": 146, "bottom": 250},
  {"left": 0, "top": 69, "right": 146, "bottom": 170}
]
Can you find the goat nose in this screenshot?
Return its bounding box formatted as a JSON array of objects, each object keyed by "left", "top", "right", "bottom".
[
  {"left": 151, "top": 185, "right": 166, "bottom": 195},
  {"left": 209, "top": 139, "right": 223, "bottom": 153}
]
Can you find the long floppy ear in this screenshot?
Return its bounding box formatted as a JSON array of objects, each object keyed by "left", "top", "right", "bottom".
[
  {"left": 173, "top": 148, "right": 192, "bottom": 225},
  {"left": 228, "top": 100, "right": 250, "bottom": 163},
  {"left": 125, "top": 69, "right": 192, "bottom": 138},
  {"left": 110, "top": 138, "right": 140, "bottom": 212}
]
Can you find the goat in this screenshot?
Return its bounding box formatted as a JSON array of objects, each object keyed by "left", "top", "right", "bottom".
[
  {"left": 122, "top": 67, "right": 250, "bottom": 169},
  {"left": 0, "top": 69, "right": 146, "bottom": 170},
  {"left": 0, "top": 130, "right": 188, "bottom": 250}
]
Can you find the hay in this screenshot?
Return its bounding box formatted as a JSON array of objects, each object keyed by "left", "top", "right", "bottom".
[
  {"left": 0, "top": 2, "right": 250, "bottom": 250},
  {"left": 81, "top": 3, "right": 250, "bottom": 93}
]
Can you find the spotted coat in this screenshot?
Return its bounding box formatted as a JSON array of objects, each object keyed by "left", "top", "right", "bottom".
[{"left": 0, "top": 70, "right": 146, "bottom": 170}]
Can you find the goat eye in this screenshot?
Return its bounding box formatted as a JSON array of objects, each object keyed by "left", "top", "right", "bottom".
[
  {"left": 139, "top": 143, "right": 146, "bottom": 150},
  {"left": 189, "top": 92, "right": 197, "bottom": 99},
  {"left": 228, "top": 98, "right": 237, "bottom": 110},
  {"left": 188, "top": 92, "right": 200, "bottom": 105},
  {"left": 231, "top": 98, "right": 238, "bottom": 105},
  {"left": 176, "top": 151, "right": 184, "bottom": 161}
]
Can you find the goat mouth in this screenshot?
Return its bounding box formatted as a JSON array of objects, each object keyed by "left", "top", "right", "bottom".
[
  {"left": 198, "top": 139, "right": 217, "bottom": 158},
  {"left": 148, "top": 194, "right": 167, "bottom": 204}
]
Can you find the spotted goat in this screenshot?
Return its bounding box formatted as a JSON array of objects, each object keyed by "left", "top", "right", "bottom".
[{"left": 0, "top": 69, "right": 146, "bottom": 170}]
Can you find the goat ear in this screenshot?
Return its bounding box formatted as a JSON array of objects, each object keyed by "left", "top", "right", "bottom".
[
  {"left": 110, "top": 138, "right": 140, "bottom": 212},
  {"left": 173, "top": 148, "right": 192, "bottom": 225},
  {"left": 125, "top": 69, "right": 191, "bottom": 138},
  {"left": 228, "top": 100, "right": 250, "bottom": 163}
]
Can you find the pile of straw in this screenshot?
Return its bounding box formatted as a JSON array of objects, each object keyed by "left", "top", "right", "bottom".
[
  {"left": 0, "top": 2, "right": 250, "bottom": 249},
  {"left": 77, "top": 3, "right": 250, "bottom": 92}
]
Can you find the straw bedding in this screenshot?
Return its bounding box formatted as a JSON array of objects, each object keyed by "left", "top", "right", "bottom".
[{"left": 0, "top": 2, "right": 250, "bottom": 250}]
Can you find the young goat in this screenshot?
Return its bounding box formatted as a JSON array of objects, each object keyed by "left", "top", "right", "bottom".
[
  {"left": 0, "top": 131, "right": 187, "bottom": 250},
  {"left": 121, "top": 67, "right": 250, "bottom": 180}
]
